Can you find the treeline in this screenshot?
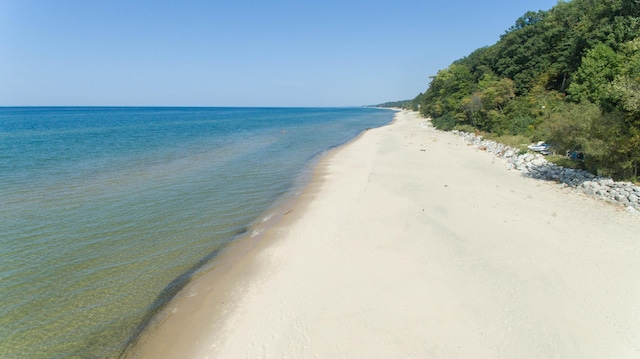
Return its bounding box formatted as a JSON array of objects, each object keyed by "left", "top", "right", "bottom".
[
  {"left": 371, "top": 99, "right": 418, "bottom": 109},
  {"left": 411, "top": 0, "right": 640, "bottom": 180}
]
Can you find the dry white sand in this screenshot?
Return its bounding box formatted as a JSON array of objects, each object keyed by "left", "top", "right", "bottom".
[{"left": 130, "top": 110, "right": 640, "bottom": 358}]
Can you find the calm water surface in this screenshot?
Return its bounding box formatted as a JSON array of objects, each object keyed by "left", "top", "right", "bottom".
[{"left": 0, "top": 107, "right": 394, "bottom": 358}]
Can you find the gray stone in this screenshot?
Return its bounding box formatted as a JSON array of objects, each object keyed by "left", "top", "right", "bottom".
[
  {"left": 615, "top": 194, "right": 630, "bottom": 204},
  {"left": 599, "top": 178, "right": 615, "bottom": 186}
]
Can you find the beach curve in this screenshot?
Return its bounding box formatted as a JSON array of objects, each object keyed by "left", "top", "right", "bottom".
[{"left": 128, "top": 110, "right": 640, "bottom": 358}]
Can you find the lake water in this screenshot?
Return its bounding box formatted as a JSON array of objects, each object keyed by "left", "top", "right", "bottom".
[{"left": 0, "top": 107, "right": 394, "bottom": 358}]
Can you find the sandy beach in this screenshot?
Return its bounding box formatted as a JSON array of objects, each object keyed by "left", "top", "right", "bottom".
[{"left": 129, "top": 110, "right": 640, "bottom": 358}]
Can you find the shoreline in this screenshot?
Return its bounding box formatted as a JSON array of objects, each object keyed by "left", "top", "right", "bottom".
[
  {"left": 128, "top": 110, "right": 640, "bottom": 358},
  {"left": 124, "top": 111, "right": 399, "bottom": 358}
]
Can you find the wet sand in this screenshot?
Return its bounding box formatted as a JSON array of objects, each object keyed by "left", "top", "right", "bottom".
[{"left": 129, "top": 110, "right": 640, "bottom": 358}]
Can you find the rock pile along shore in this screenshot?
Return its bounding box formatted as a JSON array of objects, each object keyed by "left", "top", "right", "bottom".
[{"left": 452, "top": 130, "right": 640, "bottom": 212}]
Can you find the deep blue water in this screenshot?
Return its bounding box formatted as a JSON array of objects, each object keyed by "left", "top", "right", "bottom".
[{"left": 0, "top": 107, "right": 394, "bottom": 359}]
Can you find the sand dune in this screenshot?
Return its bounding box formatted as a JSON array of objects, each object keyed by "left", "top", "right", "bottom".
[{"left": 130, "top": 110, "right": 640, "bottom": 358}]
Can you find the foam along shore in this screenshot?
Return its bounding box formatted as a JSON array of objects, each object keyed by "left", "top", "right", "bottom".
[{"left": 128, "top": 110, "right": 640, "bottom": 358}]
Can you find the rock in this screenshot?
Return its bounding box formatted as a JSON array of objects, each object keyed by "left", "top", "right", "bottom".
[
  {"left": 531, "top": 159, "right": 546, "bottom": 167},
  {"left": 615, "top": 194, "right": 630, "bottom": 204},
  {"left": 599, "top": 178, "right": 615, "bottom": 186}
]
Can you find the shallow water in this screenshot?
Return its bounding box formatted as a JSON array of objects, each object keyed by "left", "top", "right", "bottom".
[{"left": 0, "top": 107, "right": 394, "bottom": 358}]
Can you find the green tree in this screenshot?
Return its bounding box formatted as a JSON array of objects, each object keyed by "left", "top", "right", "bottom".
[
  {"left": 421, "top": 64, "right": 473, "bottom": 124},
  {"left": 459, "top": 74, "right": 516, "bottom": 132},
  {"left": 609, "top": 38, "right": 640, "bottom": 115},
  {"left": 543, "top": 101, "right": 600, "bottom": 153},
  {"left": 414, "top": 0, "right": 640, "bottom": 179},
  {"left": 492, "top": 10, "right": 551, "bottom": 94},
  {"left": 583, "top": 111, "right": 639, "bottom": 179},
  {"left": 605, "top": 38, "right": 640, "bottom": 178},
  {"left": 567, "top": 43, "right": 621, "bottom": 105}
]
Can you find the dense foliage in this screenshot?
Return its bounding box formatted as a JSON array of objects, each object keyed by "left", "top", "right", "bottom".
[
  {"left": 373, "top": 99, "right": 419, "bottom": 110},
  {"left": 415, "top": 0, "right": 640, "bottom": 180}
]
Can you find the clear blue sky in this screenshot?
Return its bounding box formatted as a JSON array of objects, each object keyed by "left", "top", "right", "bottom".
[{"left": 0, "top": 0, "right": 559, "bottom": 107}]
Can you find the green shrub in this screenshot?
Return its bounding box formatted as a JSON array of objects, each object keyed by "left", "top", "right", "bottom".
[
  {"left": 546, "top": 154, "right": 586, "bottom": 170},
  {"left": 431, "top": 114, "right": 457, "bottom": 131},
  {"left": 510, "top": 116, "right": 537, "bottom": 135}
]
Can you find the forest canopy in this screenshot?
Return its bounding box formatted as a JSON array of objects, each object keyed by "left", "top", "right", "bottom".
[{"left": 405, "top": 0, "right": 640, "bottom": 180}]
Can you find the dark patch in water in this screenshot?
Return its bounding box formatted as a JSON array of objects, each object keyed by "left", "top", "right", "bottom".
[
  {"left": 234, "top": 227, "right": 248, "bottom": 236},
  {"left": 118, "top": 245, "right": 225, "bottom": 358}
]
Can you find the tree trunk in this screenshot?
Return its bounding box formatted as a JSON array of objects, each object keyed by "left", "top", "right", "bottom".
[{"left": 560, "top": 73, "right": 567, "bottom": 92}]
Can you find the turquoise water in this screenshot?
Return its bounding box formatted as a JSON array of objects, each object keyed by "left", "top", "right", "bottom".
[{"left": 0, "top": 107, "right": 394, "bottom": 359}]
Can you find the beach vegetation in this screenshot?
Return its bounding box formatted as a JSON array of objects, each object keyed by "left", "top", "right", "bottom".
[
  {"left": 410, "top": 0, "right": 640, "bottom": 181},
  {"left": 546, "top": 154, "right": 587, "bottom": 170},
  {"left": 430, "top": 113, "right": 458, "bottom": 131},
  {"left": 453, "top": 124, "right": 479, "bottom": 134},
  {"left": 374, "top": 99, "right": 416, "bottom": 110}
]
